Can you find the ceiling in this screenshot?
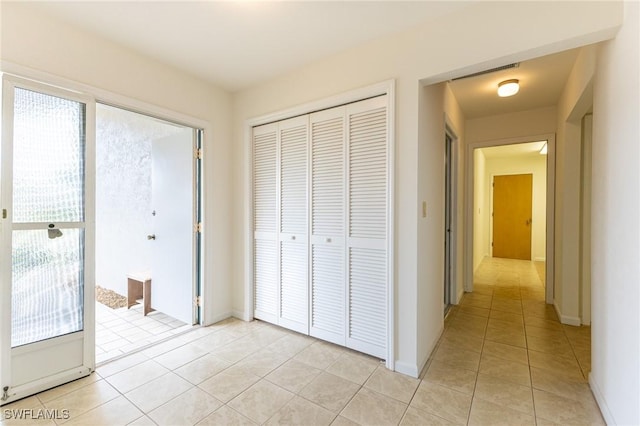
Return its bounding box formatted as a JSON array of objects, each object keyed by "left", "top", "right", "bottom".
[
  {"left": 20, "top": 2, "right": 580, "bottom": 115},
  {"left": 448, "top": 49, "right": 580, "bottom": 119},
  {"left": 25, "top": 1, "right": 471, "bottom": 92},
  {"left": 480, "top": 141, "right": 548, "bottom": 159}
]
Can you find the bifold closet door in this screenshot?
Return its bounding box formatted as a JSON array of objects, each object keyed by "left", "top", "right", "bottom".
[
  {"left": 309, "top": 107, "right": 346, "bottom": 345},
  {"left": 346, "top": 96, "right": 388, "bottom": 359},
  {"left": 278, "top": 116, "right": 309, "bottom": 333},
  {"left": 253, "top": 123, "right": 278, "bottom": 324}
]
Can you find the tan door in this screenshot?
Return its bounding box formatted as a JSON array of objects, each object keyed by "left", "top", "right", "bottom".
[{"left": 492, "top": 174, "right": 532, "bottom": 260}]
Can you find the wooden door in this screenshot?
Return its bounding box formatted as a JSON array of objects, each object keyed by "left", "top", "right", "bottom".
[{"left": 492, "top": 174, "right": 532, "bottom": 260}]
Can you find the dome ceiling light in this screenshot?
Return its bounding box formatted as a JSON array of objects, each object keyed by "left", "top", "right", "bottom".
[{"left": 497, "top": 79, "right": 520, "bottom": 97}]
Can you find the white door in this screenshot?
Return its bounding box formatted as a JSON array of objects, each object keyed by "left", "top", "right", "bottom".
[
  {"left": 253, "top": 123, "right": 279, "bottom": 324},
  {"left": 150, "top": 129, "right": 195, "bottom": 325},
  {"left": 1, "top": 75, "right": 95, "bottom": 404},
  {"left": 278, "top": 116, "right": 308, "bottom": 334},
  {"left": 309, "top": 106, "right": 346, "bottom": 345},
  {"left": 345, "top": 96, "right": 388, "bottom": 359}
]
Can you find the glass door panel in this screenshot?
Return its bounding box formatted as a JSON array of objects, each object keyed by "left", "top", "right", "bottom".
[
  {"left": 1, "top": 75, "right": 94, "bottom": 405},
  {"left": 12, "top": 229, "right": 84, "bottom": 347}
]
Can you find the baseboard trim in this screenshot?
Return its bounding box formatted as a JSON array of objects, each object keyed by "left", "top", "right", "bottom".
[
  {"left": 394, "top": 360, "right": 419, "bottom": 378},
  {"left": 533, "top": 257, "right": 546, "bottom": 262},
  {"left": 589, "top": 373, "right": 616, "bottom": 425},
  {"left": 205, "top": 311, "right": 233, "bottom": 326},
  {"left": 232, "top": 310, "right": 251, "bottom": 322},
  {"left": 553, "top": 302, "right": 581, "bottom": 326}
]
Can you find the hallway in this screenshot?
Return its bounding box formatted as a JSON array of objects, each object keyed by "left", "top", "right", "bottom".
[{"left": 435, "top": 257, "right": 599, "bottom": 424}]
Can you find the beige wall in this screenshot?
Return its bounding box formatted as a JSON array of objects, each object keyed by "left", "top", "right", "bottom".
[
  {"left": 232, "top": 2, "right": 623, "bottom": 376},
  {"left": 444, "top": 84, "right": 466, "bottom": 302},
  {"left": 0, "top": 2, "right": 234, "bottom": 325},
  {"left": 554, "top": 45, "right": 597, "bottom": 325}
]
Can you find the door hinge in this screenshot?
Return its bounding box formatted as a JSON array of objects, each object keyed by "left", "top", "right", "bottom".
[
  {"left": 194, "top": 222, "right": 202, "bottom": 233},
  {"left": 194, "top": 296, "right": 201, "bottom": 307},
  {"left": 2, "top": 209, "right": 6, "bottom": 219},
  {"left": 491, "top": 242, "right": 494, "bottom": 247},
  {"left": 195, "top": 148, "right": 202, "bottom": 160}
]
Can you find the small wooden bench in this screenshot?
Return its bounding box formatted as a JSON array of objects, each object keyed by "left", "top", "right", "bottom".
[{"left": 127, "top": 272, "right": 152, "bottom": 316}]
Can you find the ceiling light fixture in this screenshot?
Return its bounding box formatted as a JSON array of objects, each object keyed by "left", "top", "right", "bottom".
[
  {"left": 540, "top": 142, "right": 548, "bottom": 155},
  {"left": 497, "top": 79, "right": 520, "bottom": 97}
]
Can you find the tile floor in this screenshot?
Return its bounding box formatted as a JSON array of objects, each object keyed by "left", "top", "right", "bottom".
[
  {"left": 96, "top": 302, "right": 192, "bottom": 363},
  {"left": 1, "top": 257, "right": 602, "bottom": 425}
]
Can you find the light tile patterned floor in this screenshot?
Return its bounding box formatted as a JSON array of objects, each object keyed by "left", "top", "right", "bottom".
[
  {"left": 1, "top": 258, "right": 602, "bottom": 425},
  {"left": 95, "top": 302, "right": 191, "bottom": 363}
]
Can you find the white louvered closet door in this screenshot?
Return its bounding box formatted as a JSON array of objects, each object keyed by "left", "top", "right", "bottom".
[
  {"left": 253, "top": 123, "right": 278, "bottom": 324},
  {"left": 309, "top": 107, "right": 346, "bottom": 345},
  {"left": 278, "top": 116, "right": 309, "bottom": 333},
  {"left": 346, "top": 96, "right": 388, "bottom": 359}
]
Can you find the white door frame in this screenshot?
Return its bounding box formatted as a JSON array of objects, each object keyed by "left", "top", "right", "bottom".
[
  {"left": 0, "top": 73, "right": 96, "bottom": 404},
  {"left": 465, "top": 133, "right": 555, "bottom": 304},
  {"left": 244, "top": 80, "right": 396, "bottom": 370},
  {"left": 444, "top": 124, "right": 459, "bottom": 308}
]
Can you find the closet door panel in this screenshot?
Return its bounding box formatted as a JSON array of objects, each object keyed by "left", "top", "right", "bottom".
[
  {"left": 346, "top": 96, "right": 388, "bottom": 359},
  {"left": 309, "top": 107, "right": 346, "bottom": 344},
  {"left": 253, "top": 123, "right": 278, "bottom": 323},
  {"left": 278, "top": 116, "right": 308, "bottom": 333}
]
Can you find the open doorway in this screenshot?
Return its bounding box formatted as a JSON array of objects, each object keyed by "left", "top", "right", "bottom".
[
  {"left": 473, "top": 141, "right": 548, "bottom": 292},
  {"left": 94, "top": 104, "right": 202, "bottom": 363}
]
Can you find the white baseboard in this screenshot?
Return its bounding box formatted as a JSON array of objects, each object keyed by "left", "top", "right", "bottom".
[
  {"left": 205, "top": 311, "right": 233, "bottom": 326},
  {"left": 394, "top": 360, "right": 419, "bottom": 378},
  {"left": 553, "top": 302, "right": 581, "bottom": 326},
  {"left": 589, "top": 373, "right": 615, "bottom": 425},
  {"left": 232, "top": 310, "right": 251, "bottom": 321},
  {"left": 533, "top": 257, "right": 546, "bottom": 262}
]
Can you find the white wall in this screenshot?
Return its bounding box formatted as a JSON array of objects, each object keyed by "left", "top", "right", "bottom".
[
  {"left": 0, "top": 3, "right": 233, "bottom": 325},
  {"left": 591, "top": 2, "right": 640, "bottom": 424},
  {"left": 231, "top": 2, "right": 623, "bottom": 376},
  {"left": 482, "top": 155, "right": 547, "bottom": 262}
]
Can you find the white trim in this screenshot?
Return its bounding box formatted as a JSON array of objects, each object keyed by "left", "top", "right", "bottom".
[
  {"left": 589, "top": 373, "right": 615, "bottom": 425},
  {"left": 394, "top": 361, "right": 419, "bottom": 378},
  {"left": 554, "top": 302, "right": 581, "bottom": 326},
  {"left": 443, "top": 120, "right": 459, "bottom": 308},
  {"left": 533, "top": 257, "right": 546, "bottom": 262},
  {"left": 464, "top": 133, "right": 555, "bottom": 305},
  {"left": 244, "top": 80, "right": 395, "bottom": 368}
]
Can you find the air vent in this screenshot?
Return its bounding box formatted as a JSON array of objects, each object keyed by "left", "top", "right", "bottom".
[{"left": 451, "top": 63, "right": 520, "bottom": 81}]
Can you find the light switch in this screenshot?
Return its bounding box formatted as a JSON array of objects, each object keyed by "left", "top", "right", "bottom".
[{"left": 422, "top": 201, "right": 427, "bottom": 218}]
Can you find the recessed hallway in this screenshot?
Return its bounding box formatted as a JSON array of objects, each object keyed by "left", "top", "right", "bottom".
[{"left": 1, "top": 258, "right": 601, "bottom": 425}]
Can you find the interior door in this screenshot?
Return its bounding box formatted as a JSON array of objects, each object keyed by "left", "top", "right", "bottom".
[
  {"left": 492, "top": 174, "right": 533, "bottom": 260},
  {"left": 278, "top": 116, "right": 308, "bottom": 334},
  {"left": 444, "top": 134, "right": 453, "bottom": 309},
  {"left": 309, "top": 106, "right": 346, "bottom": 345},
  {"left": 150, "top": 129, "right": 195, "bottom": 325},
  {"left": 1, "top": 75, "right": 95, "bottom": 404}
]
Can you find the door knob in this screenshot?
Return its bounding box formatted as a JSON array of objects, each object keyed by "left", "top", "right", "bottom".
[{"left": 147, "top": 234, "right": 156, "bottom": 240}]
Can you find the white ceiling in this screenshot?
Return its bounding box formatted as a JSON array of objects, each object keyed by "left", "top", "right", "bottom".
[
  {"left": 448, "top": 49, "right": 580, "bottom": 119},
  {"left": 480, "top": 141, "right": 548, "bottom": 159},
  {"left": 26, "top": 1, "right": 472, "bottom": 92},
  {"left": 23, "top": 1, "right": 580, "bottom": 115}
]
